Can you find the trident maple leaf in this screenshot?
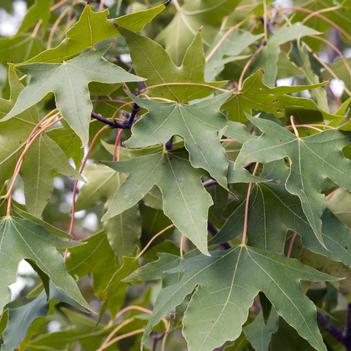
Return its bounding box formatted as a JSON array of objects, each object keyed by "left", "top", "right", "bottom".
[
  {"left": 143, "top": 245, "right": 332, "bottom": 351},
  {"left": 232, "top": 117, "right": 351, "bottom": 246},
  {"left": 2, "top": 50, "right": 144, "bottom": 144}
]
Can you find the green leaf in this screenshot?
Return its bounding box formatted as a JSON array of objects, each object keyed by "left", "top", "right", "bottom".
[
  {"left": 103, "top": 151, "right": 213, "bottom": 255},
  {"left": 0, "top": 285, "right": 79, "bottom": 351},
  {"left": 243, "top": 310, "right": 279, "bottom": 351},
  {"left": 17, "top": 0, "right": 52, "bottom": 34},
  {"left": 328, "top": 188, "right": 351, "bottom": 227},
  {"left": 0, "top": 291, "right": 49, "bottom": 351},
  {"left": 257, "top": 24, "right": 319, "bottom": 86},
  {"left": 0, "top": 66, "right": 77, "bottom": 216},
  {"left": 76, "top": 164, "right": 117, "bottom": 211},
  {"left": 126, "top": 93, "right": 231, "bottom": 187},
  {"left": 67, "top": 231, "right": 117, "bottom": 294},
  {"left": 293, "top": 43, "right": 329, "bottom": 111},
  {"left": 157, "top": 0, "right": 241, "bottom": 64},
  {"left": 22, "top": 134, "right": 77, "bottom": 217},
  {"left": 126, "top": 252, "right": 180, "bottom": 283},
  {"left": 232, "top": 117, "right": 351, "bottom": 247},
  {"left": 206, "top": 29, "right": 262, "bottom": 81},
  {"left": 67, "top": 231, "right": 138, "bottom": 314},
  {"left": 48, "top": 121, "right": 84, "bottom": 167},
  {"left": 224, "top": 121, "right": 252, "bottom": 144},
  {"left": 145, "top": 245, "right": 332, "bottom": 351},
  {"left": 26, "top": 308, "right": 115, "bottom": 351},
  {"left": 328, "top": 56, "right": 351, "bottom": 93},
  {"left": 223, "top": 70, "right": 333, "bottom": 122},
  {"left": 0, "top": 217, "right": 89, "bottom": 312},
  {"left": 119, "top": 28, "right": 224, "bottom": 103},
  {"left": 76, "top": 164, "right": 141, "bottom": 257},
  {"left": 0, "top": 35, "right": 44, "bottom": 64},
  {"left": 3, "top": 50, "right": 143, "bottom": 144},
  {"left": 0, "top": 65, "right": 37, "bottom": 185},
  {"left": 104, "top": 206, "right": 141, "bottom": 257},
  {"left": 214, "top": 170, "right": 351, "bottom": 267},
  {"left": 25, "top": 3, "right": 166, "bottom": 64}
]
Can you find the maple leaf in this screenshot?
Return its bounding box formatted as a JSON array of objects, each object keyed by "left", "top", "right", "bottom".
[
  {"left": 157, "top": 0, "right": 241, "bottom": 64},
  {"left": 119, "top": 28, "right": 224, "bottom": 103},
  {"left": 67, "top": 231, "right": 138, "bottom": 315},
  {"left": 0, "top": 66, "right": 77, "bottom": 216},
  {"left": 0, "top": 217, "right": 89, "bottom": 312},
  {"left": 232, "top": 117, "right": 351, "bottom": 246},
  {"left": 205, "top": 29, "right": 262, "bottom": 81},
  {"left": 16, "top": 0, "right": 52, "bottom": 35},
  {"left": 256, "top": 23, "right": 319, "bottom": 85},
  {"left": 214, "top": 161, "right": 351, "bottom": 267},
  {"left": 126, "top": 93, "right": 231, "bottom": 187},
  {"left": 144, "top": 245, "right": 332, "bottom": 351},
  {"left": 76, "top": 164, "right": 141, "bottom": 257},
  {"left": 2, "top": 50, "right": 144, "bottom": 144},
  {"left": 103, "top": 151, "right": 213, "bottom": 255},
  {"left": 0, "top": 34, "right": 44, "bottom": 64},
  {"left": 223, "top": 70, "right": 335, "bottom": 122},
  {"left": 25, "top": 3, "right": 166, "bottom": 63}
]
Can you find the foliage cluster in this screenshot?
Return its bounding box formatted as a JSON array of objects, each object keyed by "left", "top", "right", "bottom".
[{"left": 1, "top": 0, "right": 351, "bottom": 350}]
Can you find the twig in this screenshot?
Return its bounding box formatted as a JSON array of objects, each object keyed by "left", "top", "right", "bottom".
[
  {"left": 287, "top": 233, "right": 297, "bottom": 257},
  {"left": 31, "top": 20, "right": 42, "bottom": 38},
  {"left": 135, "top": 224, "right": 175, "bottom": 259},
  {"left": 101, "top": 305, "right": 169, "bottom": 351},
  {"left": 240, "top": 163, "right": 259, "bottom": 246},
  {"left": 303, "top": 43, "right": 351, "bottom": 97},
  {"left": 113, "top": 128, "right": 123, "bottom": 161},
  {"left": 98, "top": 329, "right": 144, "bottom": 350},
  {"left": 179, "top": 235, "right": 186, "bottom": 257},
  {"left": 263, "top": 0, "right": 268, "bottom": 41},
  {"left": 47, "top": 6, "right": 71, "bottom": 49},
  {"left": 91, "top": 103, "right": 139, "bottom": 129},
  {"left": 290, "top": 116, "right": 300, "bottom": 139},
  {"left": 50, "top": 0, "right": 67, "bottom": 12},
  {"left": 280, "top": 6, "right": 351, "bottom": 42},
  {"left": 5, "top": 114, "right": 61, "bottom": 216},
  {"left": 206, "top": 17, "right": 251, "bottom": 62},
  {"left": 97, "top": 318, "right": 135, "bottom": 351},
  {"left": 238, "top": 45, "right": 264, "bottom": 90},
  {"left": 301, "top": 5, "right": 341, "bottom": 25}
]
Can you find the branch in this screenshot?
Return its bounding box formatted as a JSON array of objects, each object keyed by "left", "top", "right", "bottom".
[{"left": 91, "top": 103, "right": 139, "bottom": 129}]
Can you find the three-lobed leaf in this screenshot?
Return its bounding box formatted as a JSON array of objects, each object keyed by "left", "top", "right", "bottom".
[
  {"left": 214, "top": 162, "right": 351, "bottom": 267},
  {"left": 223, "top": 70, "right": 335, "bottom": 122},
  {"left": 76, "top": 164, "right": 141, "bottom": 257},
  {"left": 126, "top": 93, "right": 231, "bottom": 187},
  {"left": 144, "top": 245, "right": 332, "bottom": 351},
  {"left": 232, "top": 117, "right": 351, "bottom": 246},
  {"left": 0, "top": 66, "right": 76, "bottom": 216},
  {"left": 0, "top": 217, "right": 89, "bottom": 312},
  {"left": 25, "top": 3, "right": 166, "bottom": 63},
  {"left": 3, "top": 50, "right": 143, "bottom": 144},
  {"left": 103, "top": 151, "right": 213, "bottom": 255},
  {"left": 120, "top": 28, "right": 224, "bottom": 103}
]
